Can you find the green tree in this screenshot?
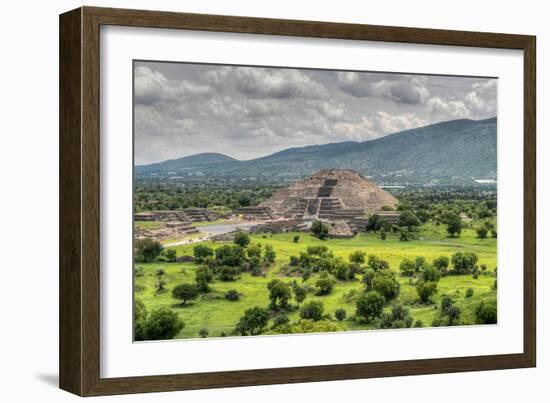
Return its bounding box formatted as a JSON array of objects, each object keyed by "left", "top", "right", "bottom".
[
  {"left": 235, "top": 307, "right": 270, "bottom": 335},
  {"left": 293, "top": 284, "right": 307, "bottom": 306},
  {"left": 311, "top": 220, "right": 329, "bottom": 240},
  {"left": 165, "top": 249, "right": 177, "bottom": 262},
  {"left": 368, "top": 255, "right": 390, "bottom": 271},
  {"left": 366, "top": 214, "right": 381, "bottom": 231},
  {"left": 335, "top": 308, "right": 347, "bottom": 322},
  {"left": 234, "top": 231, "right": 251, "bottom": 247},
  {"left": 246, "top": 244, "right": 262, "bottom": 259},
  {"left": 421, "top": 265, "right": 441, "bottom": 282},
  {"left": 215, "top": 245, "right": 246, "bottom": 267},
  {"left": 475, "top": 301, "right": 497, "bottom": 324},
  {"left": 372, "top": 272, "right": 400, "bottom": 301},
  {"left": 445, "top": 214, "right": 463, "bottom": 237},
  {"left": 349, "top": 250, "right": 366, "bottom": 264},
  {"left": 476, "top": 226, "right": 488, "bottom": 238},
  {"left": 356, "top": 291, "right": 385, "bottom": 322},
  {"left": 399, "top": 258, "right": 416, "bottom": 277},
  {"left": 432, "top": 256, "right": 450, "bottom": 272},
  {"left": 379, "top": 303, "right": 413, "bottom": 329},
  {"left": 193, "top": 244, "right": 214, "bottom": 263},
  {"left": 172, "top": 283, "right": 199, "bottom": 305},
  {"left": 264, "top": 244, "right": 276, "bottom": 264},
  {"left": 362, "top": 268, "right": 375, "bottom": 291},
  {"left": 300, "top": 300, "right": 324, "bottom": 321},
  {"left": 267, "top": 279, "right": 292, "bottom": 309},
  {"left": 139, "top": 308, "right": 184, "bottom": 341},
  {"left": 135, "top": 238, "right": 163, "bottom": 262},
  {"left": 195, "top": 266, "right": 213, "bottom": 292},
  {"left": 315, "top": 277, "right": 335, "bottom": 295},
  {"left": 293, "top": 235, "right": 300, "bottom": 243},
  {"left": 238, "top": 195, "right": 251, "bottom": 207},
  {"left": 399, "top": 210, "right": 420, "bottom": 231},
  {"left": 451, "top": 252, "right": 478, "bottom": 274},
  {"left": 217, "top": 266, "right": 240, "bottom": 281},
  {"left": 416, "top": 281, "right": 438, "bottom": 303},
  {"left": 272, "top": 313, "right": 290, "bottom": 328},
  {"left": 198, "top": 327, "right": 209, "bottom": 338}
]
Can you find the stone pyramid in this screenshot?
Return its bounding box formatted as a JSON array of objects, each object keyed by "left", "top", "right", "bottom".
[{"left": 261, "top": 169, "right": 398, "bottom": 219}]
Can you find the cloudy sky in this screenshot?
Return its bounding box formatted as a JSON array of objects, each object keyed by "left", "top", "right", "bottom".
[{"left": 134, "top": 61, "right": 497, "bottom": 165}]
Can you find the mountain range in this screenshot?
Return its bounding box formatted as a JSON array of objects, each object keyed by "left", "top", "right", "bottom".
[{"left": 135, "top": 117, "right": 497, "bottom": 186}]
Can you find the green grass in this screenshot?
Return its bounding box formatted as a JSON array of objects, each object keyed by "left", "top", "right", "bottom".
[{"left": 134, "top": 221, "right": 497, "bottom": 339}]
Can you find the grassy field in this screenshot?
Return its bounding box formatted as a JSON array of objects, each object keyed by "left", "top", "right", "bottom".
[{"left": 134, "top": 222, "right": 496, "bottom": 339}]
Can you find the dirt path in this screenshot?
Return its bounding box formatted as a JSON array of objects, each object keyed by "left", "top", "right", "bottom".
[{"left": 163, "top": 236, "right": 210, "bottom": 248}]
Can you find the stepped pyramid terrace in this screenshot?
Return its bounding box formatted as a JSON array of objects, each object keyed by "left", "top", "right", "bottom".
[{"left": 260, "top": 169, "right": 398, "bottom": 220}]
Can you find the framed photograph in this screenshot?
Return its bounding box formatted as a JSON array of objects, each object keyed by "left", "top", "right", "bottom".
[{"left": 59, "top": 6, "right": 536, "bottom": 396}]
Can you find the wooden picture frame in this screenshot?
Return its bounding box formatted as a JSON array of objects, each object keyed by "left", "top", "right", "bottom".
[{"left": 59, "top": 6, "right": 536, "bottom": 396}]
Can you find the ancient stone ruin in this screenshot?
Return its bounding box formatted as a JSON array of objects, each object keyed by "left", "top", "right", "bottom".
[
  {"left": 134, "top": 208, "right": 215, "bottom": 240},
  {"left": 260, "top": 169, "right": 398, "bottom": 220}
]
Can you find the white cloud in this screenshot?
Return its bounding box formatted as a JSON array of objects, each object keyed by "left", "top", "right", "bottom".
[{"left": 134, "top": 62, "right": 497, "bottom": 164}]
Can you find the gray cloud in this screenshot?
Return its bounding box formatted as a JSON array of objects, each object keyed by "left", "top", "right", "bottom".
[{"left": 134, "top": 62, "right": 497, "bottom": 165}]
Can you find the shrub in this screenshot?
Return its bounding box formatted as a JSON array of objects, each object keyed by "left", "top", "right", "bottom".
[
  {"left": 416, "top": 281, "right": 438, "bottom": 304},
  {"left": 451, "top": 252, "right": 478, "bottom": 274},
  {"left": 368, "top": 255, "right": 390, "bottom": 271},
  {"left": 272, "top": 314, "right": 290, "bottom": 327},
  {"left": 293, "top": 235, "right": 300, "bottom": 243},
  {"left": 414, "top": 256, "right": 428, "bottom": 272},
  {"left": 433, "top": 256, "right": 450, "bottom": 272},
  {"left": 476, "top": 227, "right": 488, "bottom": 238},
  {"left": 155, "top": 279, "right": 166, "bottom": 294},
  {"left": 421, "top": 265, "right": 441, "bottom": 282},
  {"left": 356, "top": 291, "right": 385, "bottom": 322},
  {"left": 335, "top": 308, "right": 347, "bottom": 322},
  {"left": 311, "top": 220, "right": 329, "bottom": 240},
  {"left": 268, "top": 279, "right": 292, "bottom": 309},
  {"left": 156, "top": 268, "right": 165, "bottom": 277},
  {"left": 217, "top": 266, "right": 240, "bottom": 281},
  {"left": 445, "top": 214, "right": 462, "bottom": 237},
  {"left": 172, "top": 283, "right": 199, "bottom": 305},
  {"left": 135, "top": 238, "right": 163, "bottom": 262},
  {"left": 193, "top": 244, "right": 214, "bottom": 263},
  {"left": 372, "top": 272, "right": 400, "bottom": 301},
  {"left": 264, "top": 244, "right": 276, "bottom": 264},
  {"left": 165, "top": 249, "right": 177, "bottom": 262},
  {"left": 293, "top": 284, "right": 307, "bottom": 306},
  {"left": 234, "top": 231, "right": 251, "bottom": 247},
  {"left": 215, "top": 245, "right": 246, "bottom": 267},
  {"left": 225, "top": 289, "right": 240, "bottom": 301},
  {"left": 235, "top": 307, "right": 270, "bottom": 335},
  {"left": 198, "top": 327, "right": 209, "bottom": 338},
  {"left": 270, "top": 319, "right": 346, "bottom": 334},
  {"left": 399, "top": 258, "right": 416, "bottom": 277},
  {"left": 334, "top": 260, "right": 354, "bottom": 281},
  {"left": 300, "top": 301, "right": 324, "bottom": 321},
  {"left": 398, "top": 210, "right": 420, "bottom": 231},
  {"left": 134, "top": 298, "right": 148, "bottom": 323},
  {"left": 413, "top": 320, "right": 424, "bottom": 328},
  {"left": 475, "top": 301, "right": 497, "bottom": 324},
  {"left": 349, "top": 250, "right": 366, "bottom": 265},
  {"left": 137, "top": 308, "right": 184, "bottom": 341},
  {"left": 379, "top": 303, "right": 413, "bottom": 329},
  {"left": 315, "top": 277, "right": 335, "bottom": 296},
  {"left": 246, "top": 244, "right": 262, "bottom": 259},
  {"left": 465, "top": 288, "right": 474, "bottom": 298},
  {"left": 195, "top": 266, "right": 213, "bottom": 292}
]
